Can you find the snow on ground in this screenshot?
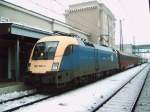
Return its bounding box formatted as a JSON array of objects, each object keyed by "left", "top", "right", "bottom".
[
  {"left": 14, "top": 64, "right": 147, "bottom": 112},
  {"left": 0, "top": 94, "right": 48, "bottom": 112},
  {"left": 0, "top": 89, "right": 36, "bottom": 102},
  {"left": 96, "top": 64, "right": 150, "bottom": 112}
]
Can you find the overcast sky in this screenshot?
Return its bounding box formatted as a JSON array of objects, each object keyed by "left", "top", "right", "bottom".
[{"left": 5, "top": 0, "right": 150, "bottom": 45}]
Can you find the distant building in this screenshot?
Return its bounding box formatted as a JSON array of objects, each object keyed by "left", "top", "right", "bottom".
[{"left": 65, "top": 1, "right": 116, "bottom": 47}]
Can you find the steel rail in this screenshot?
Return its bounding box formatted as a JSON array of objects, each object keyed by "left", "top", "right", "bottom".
[
  {"left": 2, "top": 95, "right": 51, "bottom": 112},
  {"left": 0, "top": 92, "right": 37, "bottom": 104},
  {"left": 92, "top": 64, "right": 149, "bottom": 112}
]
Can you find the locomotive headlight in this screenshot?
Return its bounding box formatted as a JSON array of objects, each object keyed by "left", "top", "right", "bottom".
[{"left": 52, "top": 62, "right": 59, "bottom": 71}]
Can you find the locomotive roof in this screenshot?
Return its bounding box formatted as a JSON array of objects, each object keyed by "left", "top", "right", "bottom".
[
  {"left": 37, "top": 35, "right": 78, "bottom": 45},
  {"left": 94, "top": 44, "right": 114, "bottom": 52},
  {"left": 37, "top": 35, "right": 115, "bottom": 53}
]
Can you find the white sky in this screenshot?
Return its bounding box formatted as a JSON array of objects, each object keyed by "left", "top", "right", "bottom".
[{"left": 5, "top": 0, "right": 150, "bottom": 45}]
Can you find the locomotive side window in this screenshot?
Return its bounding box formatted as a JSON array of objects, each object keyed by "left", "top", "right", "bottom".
[
  {"left": 32, "top": 41, "right": 58, "bottom": 60},
  {"left": 64, "top": 45, "right": 73, "bottom": 56}
]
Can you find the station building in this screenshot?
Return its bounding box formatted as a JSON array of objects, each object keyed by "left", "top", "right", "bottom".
[
  {"left": 0, "top": 0, "right": 90, "bottom": 81},
  {"left": 65, "top": 1, "right": 115, "bottom": 47}
]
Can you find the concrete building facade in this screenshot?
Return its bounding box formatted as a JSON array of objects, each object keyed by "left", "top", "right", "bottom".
[
  {"left": 0, "top": 0, "right": 89, "bottom": 81},
  {"left": 65, "top": 1, "right": 116, "bottom": 47},
  {"left": 0, "top": 0, "right": 89, "bottom": 39}
]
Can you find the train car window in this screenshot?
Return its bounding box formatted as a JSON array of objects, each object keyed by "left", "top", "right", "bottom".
[
  {"left": 64, "top": 45, "right": 73, "bottom": 56},
  {"left": 32, "top": 41, "right": 58, "bottom": 60}
]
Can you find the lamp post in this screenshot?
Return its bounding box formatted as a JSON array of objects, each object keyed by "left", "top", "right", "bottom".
[{"left": 119, "top": 19, "right": 123, "bottom": 51}]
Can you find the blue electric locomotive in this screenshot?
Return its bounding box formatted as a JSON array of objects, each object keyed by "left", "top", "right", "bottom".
[{"left": 26, "top": 32, "right": 119, "bottom": 87}]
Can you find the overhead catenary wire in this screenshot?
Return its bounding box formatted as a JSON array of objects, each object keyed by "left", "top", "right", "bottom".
[
  {"left": 117, "top": 0, "right": 129, "bottom": 19},
  {"left": 30, "top": 0, "right": 95, "bottom": 32},
  {"left": 30, "top": 0, "right": 63, "bottom": 15}
]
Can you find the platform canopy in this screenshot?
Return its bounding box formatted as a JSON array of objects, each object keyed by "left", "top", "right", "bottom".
[
  {"left": 0, "top": 22, "right": 52, "bottom": 39},
  {"left": 0, "top": 22, "right": 52, "bottom": 81}
]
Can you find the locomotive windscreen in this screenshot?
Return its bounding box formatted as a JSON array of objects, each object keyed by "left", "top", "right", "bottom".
[{"left": 32, "top": 41, "right": 59, "bottom": 60}]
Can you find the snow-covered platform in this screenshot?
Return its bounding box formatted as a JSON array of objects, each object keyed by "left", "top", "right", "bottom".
[{"left": 0, "top": 82, "right": 29, "bottom": 95}]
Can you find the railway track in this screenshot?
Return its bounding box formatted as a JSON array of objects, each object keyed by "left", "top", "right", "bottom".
[
  {"left": 0, "top": 93, "right": 52, "bottom": 112},
  {"left": 0, "top": 92, "right": 37, "bottom": 105},
  {"left": 0, "top": 86, "right": 69, "bottom": 112},
  {"left": 0, "top": 89, "right": 36, "bottom": 103},
  {"left": 12, "top": 64, "right": 148, "bottom": 112},
  {"left": 0, "top": 64, "right": 148, "bottom": 112},
  {"left": 93, "top": 64, "right": 150, "bottom": 112}
]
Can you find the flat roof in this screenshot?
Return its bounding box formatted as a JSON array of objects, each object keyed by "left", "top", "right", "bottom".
[
  {"left": 0, "top": 23, "right": 52, "bottom": 39},
  {"left": 0, "top": 0, "right": 90, "bottom": 37}
]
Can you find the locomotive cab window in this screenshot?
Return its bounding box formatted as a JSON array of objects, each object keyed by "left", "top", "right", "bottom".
[
  {"left": 64, "top": 45, "right": 73, "bottom": 56},
  {"left": 32, "top": 41, "right": 59, "bottom": 60}
]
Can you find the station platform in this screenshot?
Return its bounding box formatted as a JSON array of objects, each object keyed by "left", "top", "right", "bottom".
[{"left": 0, "top": 81, "right": 29, "bottom": 95}]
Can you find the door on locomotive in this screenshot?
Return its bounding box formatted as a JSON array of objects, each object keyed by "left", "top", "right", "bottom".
[{"left": 59, "top": 45, "right": 80, "bottom": 82}]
